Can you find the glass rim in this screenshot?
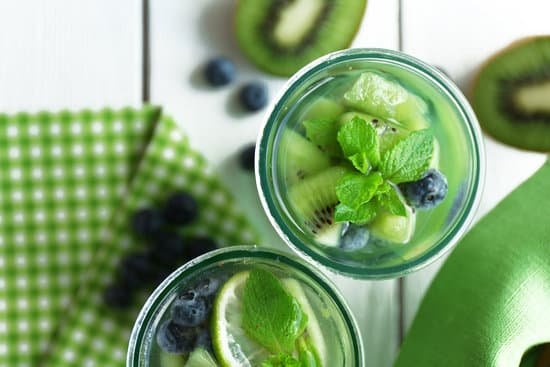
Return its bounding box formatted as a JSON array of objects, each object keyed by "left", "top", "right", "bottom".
[
  {"left": 255, "top": 48, "right": 486, "bottom": 279},
  {"left": 127, "top": 245, "right": 365, "bottom": 366}
]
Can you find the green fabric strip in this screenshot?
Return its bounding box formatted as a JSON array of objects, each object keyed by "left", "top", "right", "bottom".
[
  {"left": 395, "top": 160, "right": 550, "bottom": 367},
  {"left": 42, "top": 115, "right": 259, "bottom": 366}
]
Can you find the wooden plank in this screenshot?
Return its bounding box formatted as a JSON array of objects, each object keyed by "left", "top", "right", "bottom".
[
  {"left": 0, "top": 0, "right": 142, "bottom": 112},
  {"left": 149, "top": 1, "right": 400, "bottom": 365},
  {"left": 401, "top": 0, "right": 549, "bottom": 331}
]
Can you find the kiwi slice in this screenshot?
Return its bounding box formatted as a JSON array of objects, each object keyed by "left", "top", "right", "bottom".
[
  {"left": 235, "top": 0, "right": 367, "bottom": 76},
  {"left": 343, "top": 71, "right": 430, "bottom": 131},
  {"left": 370, "top": 205, "right": 415, "bottom": 244},
  {"left": 288, "top": 166, "right": 348, "bottom": 243},
  {"left": 471, "top": 36, "right": 550, "bottom": 151},
  {"left": 339, "top": 111, "right": 410, "bottom": 154},
  {"left": 278, "top": 130, "right": 331, "bottom": 184},
  {"left": 302, "top": 97, "right": 345, "bottom": 122}
]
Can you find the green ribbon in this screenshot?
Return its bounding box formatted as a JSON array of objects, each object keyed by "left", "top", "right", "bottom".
[{"left": 395, "top": 160, "right": 550, "bottom": 367}]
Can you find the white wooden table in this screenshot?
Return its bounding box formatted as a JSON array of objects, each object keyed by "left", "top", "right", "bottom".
[{"left": 0, "top": 1, "right": 547, "bottom": 365}]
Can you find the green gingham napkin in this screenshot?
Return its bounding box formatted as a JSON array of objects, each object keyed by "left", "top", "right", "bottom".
[
  {"left": 0, "top": 107, "right": 259, "bottom": 367},
  {"left": 0, "top": 106, "right": 159, "bottom": 366},
  {"left": 43, "top": 114, "right": 259, "bottom": 367}
]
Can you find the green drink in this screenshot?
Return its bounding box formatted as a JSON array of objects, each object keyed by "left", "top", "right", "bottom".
[
  {"left": 127, "top": 247, "right": 363, "bottom": 366},
  {"left": 257, "top": 49, "right": 484, "bottom": 278}
]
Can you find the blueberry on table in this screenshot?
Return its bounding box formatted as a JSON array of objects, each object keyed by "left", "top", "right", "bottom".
[
  {"left": 204, "top": 57, "right": 236, "bottom": 87},
  {"left": 171, "top": 291, "right": 209, "bottom": 327},
  {"left": 131, "top": 207, "right": 163, "bottom": 237},
  {"left": 156, "top": 320, "right": 197, "bottom": 354},
  {"left": 118, "top": 252, "right": 155, "bottom": 289},
  {"left": 239, "top": 143, "right": 256, "bottom": 172},
  {"left": 163, "top": 191, "right": 199, "bottom": 226},
  {"left": 103, "top": 282, "right": 132, "bottom": 309},
  {"left": 239, "top": 82, "right": 268, "bottom": 111},
  {"left": 150, "top": 230, "right": 186, "bottom": 263},
  {"left": 400, "top": 169, "right": 448, "bottom": 210},
  {"left": 186, "top": 236, "right": 218, "bottom": 260}
]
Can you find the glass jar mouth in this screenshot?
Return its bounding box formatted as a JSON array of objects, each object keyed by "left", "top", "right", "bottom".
[
  {"left": 127, "top": 245, "right": 364, "bottom": 366},
  {"left": 255, "top": 48, "right": 486, "bottom": 279}
]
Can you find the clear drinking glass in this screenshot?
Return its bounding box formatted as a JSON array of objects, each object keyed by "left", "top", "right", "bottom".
[
  {"left": 127, "top": 246, "right": 364, "bottom": 366},
  {"left": 256, "top": 48, "right": 485, "bottom": 279}
]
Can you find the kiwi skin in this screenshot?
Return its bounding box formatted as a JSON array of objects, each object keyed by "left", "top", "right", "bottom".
[
  {"left": 234, "top": 0, "right": 368, "bottom": 77},
  {"left": 470, "top": 35, "right": 550, "bottom": 152}
]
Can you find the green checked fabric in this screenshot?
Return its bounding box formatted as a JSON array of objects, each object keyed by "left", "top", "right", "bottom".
[
  {"left": 43, "top": 115, "right": 259, "bottom": 367},
  {"left": 0, "top": 106, "right": 159, "bottom": 367},
  {"left": 395, "top": 160, "right": 550, "bottom": 367}
]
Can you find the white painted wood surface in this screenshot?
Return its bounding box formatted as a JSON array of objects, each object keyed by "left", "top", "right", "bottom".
[
  {"left": 0, "top": 0, "right": 548, "bottom": 366},
  {"left": 401, "top": 0, "right": 549, "bottom": 331}
]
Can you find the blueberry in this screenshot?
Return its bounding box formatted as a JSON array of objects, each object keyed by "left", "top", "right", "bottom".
[
  {"left": 239, "top": 82, "right": 268, "bottom": 111},
  {"left": 163, "top": 191, "right": 199, "bottom": 226},
  {"left": 400, "top": 169, "right": 448, "bottom": 209},
  {"left": 194, "top": 277, "right": 221, "bottom": 298},
  {"left": 204, "top": 57, "right": 236, "bottom": 87},
  {"left": 186, "top": 236, "right": 218, "bottom": 260},
  {"left": 195, "top": 328, "right": 213, "bottom": 351},
  {"left": 239, "top": 144, "right": 255, "bottom": 172},
  {"left": 171, "top": 291, "right": 209, "bottom": 327},
  {"left": 150, "top": 230, "right": 186, "bottom": 264},
  {"left": 103, "top": 282, "right": 132, "bottom": 309},
  {"left": 131, "top": 208, "right": 163, "bottom": 237},
  {"left": 156, "top": 320, "right": 197, "bottom": 354},
  {"left": 118, "top": 252, "right": 155, "bottom": 289},
  {"left": 339, "top": 223, "right": 370, "bottom": 251}
]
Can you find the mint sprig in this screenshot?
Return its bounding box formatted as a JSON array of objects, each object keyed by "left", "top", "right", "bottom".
[
  {"left": 334, "top": 117, "right": 433, "bottom": 224},
  {"left": 262, "top": 353, "right": 300, "bottom": 367},
  {"left": 379, "top": 129, "right": 434, "bottom": 184},
  {"left": 242, "top": 269, "right": 308, "bottom": 355},
  {"left": 337, "top": 117, "right": 380, "bottom": 173}
]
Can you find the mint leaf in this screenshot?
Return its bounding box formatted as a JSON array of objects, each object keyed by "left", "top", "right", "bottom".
[
  {"left": 242, "top": 269, "right": 308, "bottom": 354},
  {"left": 380, "top": 129, "right": 434, "bottom": 184},
  {"left": 377, "top": 184, "right": 407, "bottom": 216},
  {"left": 334, "top": 201, "right": 378, "bottom": 225},
  {"left": 262, "top": 353, "right": 300, "bottom": 367},
  {"left": 337, "top": 117, "right": 380, "bottom": 173},
  {"left": 303, "top": 118, "right": 341, "bottom": 157},
  {"left": 336, "top": 172, "right": 383, "bottom": 209}
]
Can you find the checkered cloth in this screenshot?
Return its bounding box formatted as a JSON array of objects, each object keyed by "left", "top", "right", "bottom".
[{"left": 0, "top": 107, "right": 259, "bottom": 366}]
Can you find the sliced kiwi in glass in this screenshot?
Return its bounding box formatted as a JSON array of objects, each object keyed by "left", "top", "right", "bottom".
[
  {"left": 235, "top": 0, "right": 367, "bottom": 76},
  {"left": 287, "top": 166, "right": 349, "bottom": 245},
  {"left": 278, "top": 130, "right": 331, "bottom": 185},
  {"left": 472, "top": 36, "right": 550, "bottom": 151}
]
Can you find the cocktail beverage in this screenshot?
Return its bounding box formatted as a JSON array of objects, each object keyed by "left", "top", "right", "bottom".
[
  {"left": 257, "top": 49, "right": 484, "bottom": 278},
  {"left": 127, "top": 247, "right": 363, "bottom": 366}
]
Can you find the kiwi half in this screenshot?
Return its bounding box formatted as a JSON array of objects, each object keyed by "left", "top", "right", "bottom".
[
  {"left": 235, "top": 0, "right": 367, "bottom": 76},
  {"left": 472, "top": 36, "right": 550, "bottom": 151}
]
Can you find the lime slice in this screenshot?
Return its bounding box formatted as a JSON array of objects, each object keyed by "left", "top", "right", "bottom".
[
  {"left": 282, "top": 279, "right": 326, "bottom": 365},
  {"left": 211, "top": 271, "right": 270, "bottom": 367},
  {"left": 159, "top": 351, "right": 186, "bottom": 367},
  {"left": 184, "top": 348, "right": 217, "bottom": 367}
]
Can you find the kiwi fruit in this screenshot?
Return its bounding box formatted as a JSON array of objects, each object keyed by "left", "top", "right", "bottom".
[
  {"left": 235, "top": 0, "right": 367, "bottom": 76},
  {"left": 301, "top": 97, "right": 345, "bottom": 122},
  {"left": 471, "top": 36, "right": 550, "bottom": 151},
  {"left": 370, "top": 205, "right": 416, "bottom": 244},
  {"left": 278, "top": 130, "right": 331, "bottom": 184},
  {"left": 288, "top": 166, "right": 348, "bottom": 241},
  {"left": 343, "top": 71, "right": 430, "bottom": 131}
]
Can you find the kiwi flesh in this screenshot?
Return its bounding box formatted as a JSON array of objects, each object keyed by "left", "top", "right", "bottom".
[
  {"left": 288, "top": 166, "right": 348, "bottom": 242},
  {"left": 278, "top": 130, "right": 331, "bottom": 184},
  {"left": 370, "top": 205, "right": 415, "bottom": 244},
  {"left": 472, "top": 36, "right": 550, "bottom": 151},
  {"left": 235, "top": 0, "right": 367, "bottom": 76}
]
